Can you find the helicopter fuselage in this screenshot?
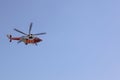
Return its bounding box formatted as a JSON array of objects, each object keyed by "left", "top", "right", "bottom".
[{"left": 7, "top": 35, "right": 42, "bottom": 45}]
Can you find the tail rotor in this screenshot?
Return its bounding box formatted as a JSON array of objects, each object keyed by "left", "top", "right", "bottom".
[{"left": 7, "top": 34, "right": 12, "bottom": 42}]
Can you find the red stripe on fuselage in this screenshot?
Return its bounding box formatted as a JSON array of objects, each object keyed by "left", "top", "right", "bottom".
[
  {"left": 24, "top": 38, "right": 42, "bottom": 44},
  {"left": 11, "top": 37, "right": 42, "bottom": 44},
  {"left": 25, "top": 39, "right": 35, "bottom": 43},
  {"left": 11, "top": 37, "right": 21, "bottom": 40}
]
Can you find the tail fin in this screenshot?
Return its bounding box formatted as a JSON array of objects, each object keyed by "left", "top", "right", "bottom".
[{"left": 7, "top": 34, "right": 12, "bottom": 42}]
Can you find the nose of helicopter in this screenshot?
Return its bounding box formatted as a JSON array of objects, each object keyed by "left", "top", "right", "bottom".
[{"left": 36, "top": 38, "right": 42, "bottom": 42}]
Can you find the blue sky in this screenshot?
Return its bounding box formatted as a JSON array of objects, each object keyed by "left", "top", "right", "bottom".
[{"left": 0, "top": 0, "right": 120, "bottom": 80}]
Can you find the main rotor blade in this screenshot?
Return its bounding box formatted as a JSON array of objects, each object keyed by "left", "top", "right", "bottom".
[
  {"left": 29, "top": 22, "right": 32, "bottom": 35},
  {"left": 14, "top": 28, "right": 27, "bottom": 35},
  {"left": 17, "top": 40, "right": 22, "bottom": 44},
  {"left": 33, "top": 32, "right": 46, "bottom": 35}
]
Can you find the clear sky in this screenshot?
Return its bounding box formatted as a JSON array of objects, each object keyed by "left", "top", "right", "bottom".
[{"left": 0, "top": 0, "right": 120, "bottom": 80}]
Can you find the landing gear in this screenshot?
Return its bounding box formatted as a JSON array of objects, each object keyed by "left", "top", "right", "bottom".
[{"left": 25, "top": 39, "right": 28, "bottom": 45}]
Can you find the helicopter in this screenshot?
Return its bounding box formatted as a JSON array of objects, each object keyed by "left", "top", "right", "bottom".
[{"left": 7, "top": 22, "right": 46, "bottom": 45}]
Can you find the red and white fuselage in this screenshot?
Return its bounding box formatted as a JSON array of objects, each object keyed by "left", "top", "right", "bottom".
[{"left": 7, "top": 35, "right": 42, "bottom": 45}]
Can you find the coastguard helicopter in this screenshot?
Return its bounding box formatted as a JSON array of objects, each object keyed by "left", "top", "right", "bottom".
[{"left": 7, "top": 22, "right": 46, "bottom": 45}]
